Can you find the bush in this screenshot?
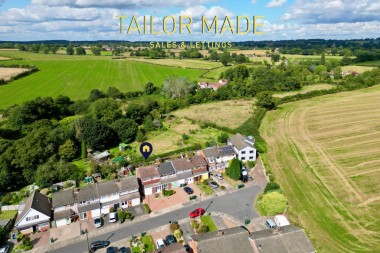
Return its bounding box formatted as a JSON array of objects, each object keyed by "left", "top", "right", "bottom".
[
  {"left": 163, "top": 189, "right": 175, "bottom": 196},
  {"left": 196, "top": 224, "right": 209, "bottom": 233},
  {"left": 191, "top": 221, "right": 199, "bottom": 229},
  {"left": 202, "top": 180, "right": 209, "bottom": 186},
  {"left": 17, "top": 233, "right": 24, "bottom": 242},
  {"left": 173, "top": 229, "right": 182, "bottom": 239},
  {"left": 118, "top": 210, "right": 126, "bottom": 221},
  {"left": 238, "top": 184, "right": 245, "bottom": 189},
  {"left": 264, "top": 182, "right": 281, "bottom": 194},
  {"left": 261, "top": 191, "right": 288, "bottom": 215},
  {"left": 125, "top": 211, "right": 133, "bottom": 220},
  {"left": 143, "top": 204, "right": 151, "bottom": 214},
  {"left": 170, "top": 223, "right": 180, "bottom": 233},
  {"left": 220, "top": 185, "right": 226, "bottom": 190},
  {"left": 269, "top": 174, "right": 275, "bottom": 182},
  {"left": 189, "top": 195, "right": 197, "bottom": 200}
]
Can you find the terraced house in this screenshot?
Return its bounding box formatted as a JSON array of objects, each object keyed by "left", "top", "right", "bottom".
[
  {"left": 137, "top": 155, "right": 208, "bottom": 196},
  {"left": 51, "top": 176, "right": 141, "bottom": 227}
]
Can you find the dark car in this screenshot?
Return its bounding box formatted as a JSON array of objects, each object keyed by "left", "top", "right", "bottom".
[
  {"left": 90, "top": 240, "right": 109, "bottom": 252},
  {"left": 119, "top": 247, "right": 129, "bottom": 253},
  {"left": 166, "top": 234, "right": 177, "bottom": 245},
  {"left": 184, "top": 244, "right": 191, "bottom": 252},
  {"left": 190, "top": 208, "right": 205, "bottom": 218},
  {"left": 184, "top": 186, "right": 194, "bottom": 195},
  {"left": 106, "top": 247, "right": 116, "bottom": 253}
]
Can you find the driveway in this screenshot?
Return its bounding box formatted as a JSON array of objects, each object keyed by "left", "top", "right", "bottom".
[{"left": 49, "top": 185, "right": 263, "bottom": 253}]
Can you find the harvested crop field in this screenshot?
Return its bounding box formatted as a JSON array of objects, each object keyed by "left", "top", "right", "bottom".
[
  {"left": 0, "top": 67, "right": 29, "bottom": 81},
  {"left": 173, "top": 99, "right": 254, "bottom": 129},
  {"left": 261, "top": 85, "right": 380, "bottom": 252}
]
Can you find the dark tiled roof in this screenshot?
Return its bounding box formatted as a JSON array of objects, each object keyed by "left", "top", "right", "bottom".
[
  {"left": 118, "top": 176, "right": 139, "bottom": 192},
  {"left": 97, "top": 180, "right": 118, "bottom": 197},
  {"left": 202, "top": 147, "right": 220, "bottom": 158},
  {"left": 172, "top": 158, "right": 192, "bottom": 172},
  {"left": 78, "top": 202, "right": 100, "bottom": 213},
  {"left": 190, "top": 155, "right": 207, "bottom": 167},
  {"left": 158, "top": 161, "right": 176, "bottom": 176},
  {"left": 159, "top": 243, "right": 187, "bottom": 253},
  {"left": 15, "top": 191, "right": 51, "bottom": 225},
  {"left": 249, "top": 225, "right": 316, "bottom": 253},
  {"left": 190, "top": 227, "right": 254, "bottom": 253},
  {"left": 52, "top": 189, "right": 75, "bottom": 208},
  {"left": 176, "top": 171, "right": 193, "bottom": 180},
  {"left": 137, "top": 165, "right": 159, "bottom": 179},
  {"left": 120, "top": 192, "right": 140, "bottom": 201},
  {"left": 220, "top": 145, "right": 235, "bottom": 156},
  {"left": 228, "top": 133, "right": 254, "bottom": 151},
  {"left": 54, "top": 209, "right": 71, "bottom": 220},
  {"left": 76, "top": 184, "right": 98, "bottom": 203}
]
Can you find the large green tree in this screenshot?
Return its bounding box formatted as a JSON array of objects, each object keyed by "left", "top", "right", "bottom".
[
  {"left": 256, "top": 91, "right": 276, "bottom": 110},
  {"left": 162, "top": 76, "right": 196, "bottom": 99},
  {"left": 66, "top": 45, "right": 74, "bottom": 55},
  {"left": 111, "top": 118, "right": 138, "bottom": 143},
  {"left": 226, "top": 158, "right": 242, "bottom": 180},
  {"left": 59, "top": 139, "right": 77, "bottom": 161}
]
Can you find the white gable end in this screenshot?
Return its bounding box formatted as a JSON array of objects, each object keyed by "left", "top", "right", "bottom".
[{"left": 16, "top": 208, "right": 50, "bottom": 228}]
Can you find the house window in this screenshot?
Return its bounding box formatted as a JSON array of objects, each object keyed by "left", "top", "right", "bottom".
[
  {"left": 26, "top": 215, "right": 39, "bottom": 221},
  {"left": 249, "top": 156, "right": 254, "bottom": 160},
  {"left": 249, "top": 150, "right": 254, "bottom": 153},
  {"left": 121, "top": 200, "right": 128, "bottom": 206},
  {"left": 241, "top": 157, "right": 246, "bottom": 160},
  {"left": 241, "top": 151, "right": 246, "bottom": 154}
]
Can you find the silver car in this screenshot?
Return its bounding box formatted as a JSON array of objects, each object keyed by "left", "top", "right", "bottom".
[{"left": 215, "top": 173, "right": 223, "bottom": 180}]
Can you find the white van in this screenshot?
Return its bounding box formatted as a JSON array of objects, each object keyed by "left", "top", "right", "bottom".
[{"left": 109, "top": 212, "right": 117, "bottom": 223}]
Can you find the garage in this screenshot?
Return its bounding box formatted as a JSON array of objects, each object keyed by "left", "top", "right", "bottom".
[
  {"left": 54, "top": 209, "right": 71, "bottom": 227},
  {"left": 56, "top": 218, "right": 69, "bottom": 227}
]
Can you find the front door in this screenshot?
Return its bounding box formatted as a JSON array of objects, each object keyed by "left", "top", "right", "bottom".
[{"left": 32, "top": 226, "right": 37, "bottom": 232}]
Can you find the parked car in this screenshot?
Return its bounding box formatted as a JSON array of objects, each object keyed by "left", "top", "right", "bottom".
[
  {"left": 209, "top": 181, "right": 219, "bottom": 188},
  {"left": 184, "top": 186, "right": 194, "bottom": 195},
  {"left": 109, "top": 212, "right": 117, "bottom": 223},
  {"left": 90, "top": 241, "right": 109, "bottom": 252},
  {"left": 184, "top": 244, "right": 191, "bottom": 252},
  {"left": 265, "top": 219, "right": 276, "bottom": 229},
  {"left": 241, "top": 170, "right": 248, "bottom": 182},
  {"left": 215, "top": 173, "right": 223, "bottom": 180},
  {"left": 0, "top": 245, "right": 9, "bottom": 253},
  {"left": 94, "top": 217, "right": 102, "bottom": 228},
  {"left": 166, "top": 234, "right": 176, "bottom": 245},
  {"left": 119, "top": 247, "right": 129, "bottom": 253},
  {"left": 190, "top": 208, "right": 205, "bottom": 218},
  {"left": 106, "top": 247, "right": 116, "bottom": 253},
  {"left": 156, "top": 239, "right": 165, "bottom": 249}
]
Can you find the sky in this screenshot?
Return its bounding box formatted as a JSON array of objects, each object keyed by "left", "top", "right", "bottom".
[{"left": 0, "top": 0, "right": 380, "bottom": 41}]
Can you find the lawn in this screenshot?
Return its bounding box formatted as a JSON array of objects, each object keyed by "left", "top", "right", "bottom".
[
  {"left": 132, "top": 235, "right": 155, "bottom": 253},
  {"left": 341, "top": 65, "right": 375, "bottom": 73},
  {"left": 260, "top": 84, "right": 380, "bottom": 252},
  {"left": 173, "top": 99, "right": 254, "bottom": 129},
  {"left": 0, "top": 210, "right": 17, "bottom": 219},
  {"left": 0, "top": 50, "right": 204, "bottom": 109},
  {"left": 197, "top": 183, "right": 214, "bottom": 195},
  {"left": 273, "top": 84, "right": 336, "bottom": 98},
  {"left": 200, "top": 215, "right": 218, "bottom": 232},
  {"left": 129, "top": 118, "right": 226, "bottom": 155},
  {"left": 221, "top": 172, "right": 240, "bottom": 188},
  {"left": 356, "top": 60, "right": 380, "bottom": 67}
]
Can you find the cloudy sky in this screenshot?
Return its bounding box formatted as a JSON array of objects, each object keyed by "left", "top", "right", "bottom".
[{"left": 0, "top": 0, "right": 380, "bottom": 41}]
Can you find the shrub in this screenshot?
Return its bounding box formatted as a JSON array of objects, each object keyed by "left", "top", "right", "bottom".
[
  {"left": 143, "top": 204, "right": 151, "bottom": 214},
  {"left": 191, "top": 221, "right": 199, "bottom": 229},
  {"left": 163, "top": 189, "right": 175, "bottom": 196},
  {"left": 189, "top": 195, "right": 197, "bottom": 200},
  {"left": 178, "top": 239, "right": 184, "bottom": 244},
  {"left": 202, "top": 180, "right": 209, "bottom": 186},
  {"left": 196, "top": 224, "right": 209, "bottom": 233},
  {"left": 170, "top": 223, "right": 180, "bottom": 233},
  {"left": 238, "top": 184, "right": 245, "bottom": 189},
  {"left": 269, "top": 174, "right": 275, "bottom": 182},
  {"left": 118, "top": 210, "right": 126, "bottom": 221},
  {"left": 261, "top": 191, "right": 288, "bottom": 215},
  {"left": 173, "top": 229, "right": 182, "bottom": 239},
  {"left": 264, "top": 182, "right": 281, "bottom": 194},
  {"left": 220, "top": 185, "right": 226, "bottom": 190},
  {"left": 125, "top": 211, "right": 133, "bottom": 220},
  {"left": 17, "top": 233, "right": 24, "bottom": 242}
]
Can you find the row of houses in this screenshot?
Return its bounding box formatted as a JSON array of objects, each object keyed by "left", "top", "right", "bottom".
[
  {"left": 14, "top": 133, "right": 257, "bottom": 233},
  {"left": 14, "top": 176, "right": 141, "bottom": 232}
]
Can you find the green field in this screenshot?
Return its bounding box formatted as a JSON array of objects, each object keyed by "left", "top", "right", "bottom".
[
  {"left": 273, "top": 84, "right": 336, "bottom": 98},
  {"left": 128, "top": 57, "right": 222, "bottom": 69},
  {"left": 261, "top": 85, "right": 380, "bottom": 252},
  {"left": 356, "top": 60, "right": 380, "bottom": 67},
  {"left": 0, "top": 50, "right": 204, "bottom": 109}
]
